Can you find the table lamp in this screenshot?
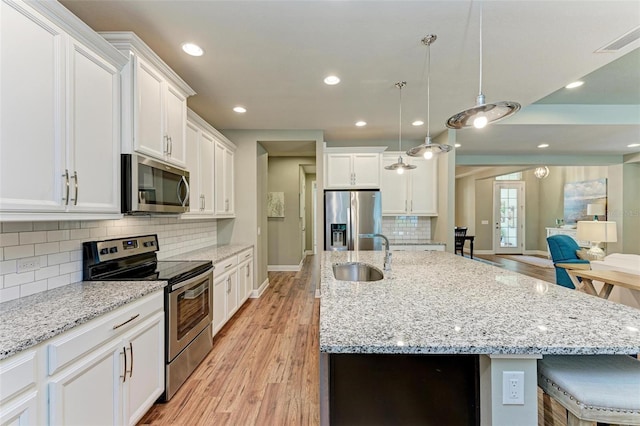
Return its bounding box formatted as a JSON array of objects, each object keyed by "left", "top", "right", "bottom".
[
  {"left": 586, "top": 203, "right": 606, "bottom": 221},
  {"left": 576, "top": 220, "right": 617, "bottom": 258}
]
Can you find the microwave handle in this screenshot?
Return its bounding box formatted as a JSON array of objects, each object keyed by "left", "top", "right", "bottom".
[{"left": 177, "top": 176, "right": 190, "bottom": 207}]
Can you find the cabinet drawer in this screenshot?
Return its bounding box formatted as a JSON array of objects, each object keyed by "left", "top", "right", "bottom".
[
  {"left": 0, "top": 351, "right": 37, "bottom": 402},
  {"left": 237, "top": 248, "right": 253, "bottom": 262},
  {"left": 214, "top": 256, "right": 238, "bottom": 274},
  {"left": 47, "top": 291, "right": 163, "bottom": 375}
]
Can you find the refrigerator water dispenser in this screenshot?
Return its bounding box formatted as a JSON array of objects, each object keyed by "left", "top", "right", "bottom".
[{"left": 331, "top": 224, "right": 347, "bottom": 248}]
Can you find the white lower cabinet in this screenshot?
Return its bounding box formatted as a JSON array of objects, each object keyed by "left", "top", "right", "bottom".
[
  {"left": 212, "top": 248, "right": 254, "bottom": 337},
  {"left": 47, "top": 295, "right": 164, "bottom": 426},
  {"left": 0, "top": 291, "right": 164, "bottom": 426},
  {"left": 237, "top": 248, "right": 254, "bottom": 304}
]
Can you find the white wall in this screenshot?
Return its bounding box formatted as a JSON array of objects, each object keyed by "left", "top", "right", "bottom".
[{"left": 0, "top": 217, "right": 217, "bottom": 302}]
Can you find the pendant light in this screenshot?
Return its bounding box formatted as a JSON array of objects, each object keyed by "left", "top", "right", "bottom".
[
  {"left": 445, "top": 1, "right": 520, "bottom": 129},
  {"left": 534, "top": 166, "right": 550, "bottom": 179},
  {"left": 407, "top": 34, "right": 452, "bottom": 160},
  {"left": 385, "top": 81, "right": 416, "bottom": 174}
]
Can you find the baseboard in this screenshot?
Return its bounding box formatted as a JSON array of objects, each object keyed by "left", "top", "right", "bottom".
[
  {"left": 251, "top": 278, "right": 269, "bottom": 298},
  {"left": 315, "top": 288, "right": 321, "bottom": 298},
  {"left": 473, "top": 249, "right": 495, "bottom": 255},
  {"left": 523, "top": 249, "right": 549, "bottom": 257},
  {"left": 267, "top": 264, "right": 301, "bottom": 272},
  {"left": 305, "top": 250, "right": 313, "bottom": 256}
]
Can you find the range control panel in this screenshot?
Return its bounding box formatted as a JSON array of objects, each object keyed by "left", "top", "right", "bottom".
[{"left": 91, "top": 235, "right": 159, "bottom": 262}]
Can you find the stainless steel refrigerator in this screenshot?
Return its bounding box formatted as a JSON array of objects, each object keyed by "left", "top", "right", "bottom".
[{"left": 324, "top": 190, "right": 382, "bottom": 251}]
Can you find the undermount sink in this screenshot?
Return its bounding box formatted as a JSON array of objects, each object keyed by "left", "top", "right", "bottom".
[{"left": 332, "top": 262, "right": 384, "bottom": 282}]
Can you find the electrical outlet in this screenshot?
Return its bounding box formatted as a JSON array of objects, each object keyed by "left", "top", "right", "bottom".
[
  {"left": 502, "top": 371, "right": 525, "bottom": 405},
  {"left": 17, "top": 257, "right": 41, "bottom": 273}
]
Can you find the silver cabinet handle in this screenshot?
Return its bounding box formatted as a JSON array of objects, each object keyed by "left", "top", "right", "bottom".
[
  {"left": 226, "top": 276, "right": 231, "bottom": 293},
  {"left": 121, "top": 346, "right": 127, "bottom": 383},
  {"left": 113, "top": 314, "right": 140, "bottom": 330},
  {"left": 244, "top": 253, "right": 251, "bottom": 259},
  {"left": 62, "top": 169, "right": 70, "bottom": 205},
  {"left": 246, "top": 265, "right": 250, "bottom": 277},
  {"left": 71, "top": 171, "right": 78, "bottom": 205},
  {"left": 128, "top": 342, "right": 133, "bottom": 378},
  {"left": 164, "top": 135, "right": 169, "bottom": 154},
  {"left": 169, "top": 136, "right": 173, "bottom": 156},
  {"left": 224, "top": 263, "right": 233, "bottom": 269},
  {"left": 410, "top": 200, "right": 413, "bottom": 212}
]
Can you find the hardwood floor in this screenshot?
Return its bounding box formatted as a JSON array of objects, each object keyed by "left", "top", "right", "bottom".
[{"left": 139, "top": 253, "right": 570, "bottom": 426}]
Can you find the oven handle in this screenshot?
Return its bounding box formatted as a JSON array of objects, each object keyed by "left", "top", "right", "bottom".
[
  {"left": 170, "top": 267, "right": 213, "bottom": 292},
  {"left": 183, "top": 281, "right": 208, "bottom": 299}
]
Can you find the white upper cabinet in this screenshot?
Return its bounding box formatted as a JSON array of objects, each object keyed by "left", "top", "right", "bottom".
[
  {"left": 184, "top": 110, "right": 216, "bottom": 217},
  {"left": 0, "top": 0, "right": 126, "bottom": 221},
  {"left": 324, "top": 147, "right": 385, "bottom": 189},
  {"left": 214, "top": 138, "right": 236, "bottom": 217},
  {"left": 101, "top": 32, "right": 195, "bottom": 169},
  {"left": 381, "top": 153, "right": 438, "bottom": 216}
]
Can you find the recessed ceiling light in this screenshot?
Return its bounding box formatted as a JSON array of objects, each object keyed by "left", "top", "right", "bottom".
[
  {"left": 412, "top": 120, "right": 424, "bottom": 126},
  {"left": 181, "top": 42, "right": 204, "bottom": 57},
  {"left": 455, "top": 143, "right": 461, "bottom": 148},
  {"left": 538, "top": 144, "right": 549, "bottom": 148},
  {"left": 565, "top": 81, "right": 584, "bottom": 89},
  {"left": 324, "top": 75, "right": 340, "bottom": 85},
  {"left": 628, "top": 143, "right": 640, "bottom": 148},
  {"left": 355, "top": 121, "right": 367, "bottom": 127},
  {"left": 233, "top": 106, "right": 246, "bottom": 113}
]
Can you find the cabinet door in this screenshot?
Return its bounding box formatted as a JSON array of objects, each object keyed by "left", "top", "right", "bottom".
[
  {"left": 200, "top": 132, "right": 215, "bottom": 214},
  {"left": 212, "top": 274, "right": 227, "bottom": 336},
  {"left": 352, "top": 153, "right": 380, "bottom": 188},
  {"left": 0, "top": 1, "right": 66, "bottom": 212},
  {"left": 68, "top": 39, "right": 120, "bottom": 213},
  {"left": 48, "top": 340, "right": 122, "bottom": 426},
  {"left": 165, "top": 83, "right": 187, "bottom": 167},
  {"left": 380, "top": 154, "right": 408, "bottom": 215},
  {"left": 185, "top": 121, "right": 201, "bottom": 214},
  {"left": 135, "top": 57, "right": 165, "bottom": 159},
  {"left": 0, "top": 390, "right": 39, "bottom": 426},
  {"left": 224, "top": 148, "right": 235, "bottom": 214},
  {"left": 239, "top": 258, "right": 253, "bottom": 302},
  {"left": 226, "top": 271, "right": 239, "bottom": 318},
  {"left": 123, "top": 313, "right": 164, "bottom": 426},
  {"left": 409, "top": 158, "right": 437, "bottom": 215},
  {"left": 325, "top": 154, "right": 353, "bottom": 188}
]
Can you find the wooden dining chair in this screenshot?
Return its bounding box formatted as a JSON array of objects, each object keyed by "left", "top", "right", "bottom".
[{"left": 454, "top": 227, "right": 467, "bottom": 256}]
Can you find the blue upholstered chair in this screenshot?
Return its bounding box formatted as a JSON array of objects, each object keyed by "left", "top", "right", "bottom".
[{"left": 546, "top": 235, "right": 590, "bottom": 289}]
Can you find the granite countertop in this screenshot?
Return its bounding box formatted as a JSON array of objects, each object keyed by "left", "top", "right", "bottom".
[
  {"left": 388, "top": 241, "right": 445, "bottom": 246},
  {"left": 320, "top": 250, "right": 640, "bottom": 355},
  {"left": 0, "top": 280, "right": 166, "bottom": 360},
  {"left": 166, "top": 243, "right": 253, "bottom": 264}
]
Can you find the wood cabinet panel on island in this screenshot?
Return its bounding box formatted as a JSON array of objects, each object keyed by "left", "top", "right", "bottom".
[
  {"left": 0, "top": 0, "right": 126, "bottom": 221},
  {"left": 381, "top": 152, "right": 438, "bottom": 216}
]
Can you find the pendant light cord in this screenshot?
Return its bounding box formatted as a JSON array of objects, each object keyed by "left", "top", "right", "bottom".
[
  {"left": 426, "top": 40, "right": 431, "bottom": 138},
  {"left": 399, "top": 82, "right": 403, "bottom": 150},
  {"left": 478, "top": 0, "right": 483, "bottom": 96}
]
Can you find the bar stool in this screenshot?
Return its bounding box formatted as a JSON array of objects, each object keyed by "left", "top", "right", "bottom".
[{"left": 538, "top": 355, "right": 640, "bottom": 425}]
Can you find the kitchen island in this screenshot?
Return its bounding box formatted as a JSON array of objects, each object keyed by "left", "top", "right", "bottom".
[{"left": 319, "top": 250, "right": 640, "bottom": 425}]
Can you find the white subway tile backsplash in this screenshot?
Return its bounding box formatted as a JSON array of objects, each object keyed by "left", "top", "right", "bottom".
[
  {"left": 19, "top": 231, "right": 47, "bottom": 245},
  {"left": 35, "top": 242, "right": 60, "bottom": 256},
  {"left": 47, "top": 230, "right": 70, "bottom": 242},
  {"left": 0, "top": 286, "right": 20, "bottom": 303},
  {"left": 0, "top": 233, "right": 19, "bottom": 247},
  {"left": 4, "top": 245, "right": 34, "bottom": 260},
  {"left": 382, "top": 216, "right": 431, "bottom": 244},
  {"left": 20, "top": 280, "right": 47, "bottom": 297},
  {"left": 0, "top": 217, "right": 218, "bottom": 301},
  {"left": 0, "top": 260, "right": 17, "bottom": 275},
  {"left": 2, "top": 222, "right": 33, "bottom": 233},
  {"left": 36, "top": 265, "right": 59, "bottom": 281},
  {"left": 4, "top": 271, "right": 35, "bottom": 287}
]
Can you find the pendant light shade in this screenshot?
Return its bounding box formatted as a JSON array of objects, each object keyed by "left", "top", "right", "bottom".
[
  {"left": 445, "top": 2, "right": 520, "bottom": 129},
  {"left": 385, "top": 81, "right": 416, "bottom": 174},
  {"left": 407, "top": 34, "right": 452, "bottom": 159},
  {"left": 534, "top": 166, "right": 550, "bottom": 179}
]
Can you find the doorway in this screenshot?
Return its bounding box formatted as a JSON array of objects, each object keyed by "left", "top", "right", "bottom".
[{"left": 493, "top": 181, "right": 525, "bottom": 254}]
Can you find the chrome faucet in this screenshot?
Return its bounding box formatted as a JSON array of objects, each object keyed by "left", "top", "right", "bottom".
[{"left": 359, "top": 233, "right": 392, "bottom": 271}]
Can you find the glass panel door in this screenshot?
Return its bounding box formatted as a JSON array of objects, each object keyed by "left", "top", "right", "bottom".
[{"left": 493, "top": 182, "right": 524, "bottom": 254}]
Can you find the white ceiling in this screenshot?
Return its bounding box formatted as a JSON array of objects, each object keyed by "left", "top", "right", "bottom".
[{"left": 60, "top": 0, "right": 640, "bottom": 161}]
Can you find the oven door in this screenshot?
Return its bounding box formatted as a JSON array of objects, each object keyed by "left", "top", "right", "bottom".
[{"left": 168, "top": 268, "right": 213, "bottom": 361}]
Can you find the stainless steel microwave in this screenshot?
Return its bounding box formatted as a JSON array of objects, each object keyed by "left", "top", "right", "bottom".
[{"left": 121, "top": 154, "right": 190, "bottom": 214}]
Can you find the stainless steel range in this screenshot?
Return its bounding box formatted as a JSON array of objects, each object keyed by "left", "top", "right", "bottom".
[{"left": 83, "top": 234, "right": 213, "bottom": 401}]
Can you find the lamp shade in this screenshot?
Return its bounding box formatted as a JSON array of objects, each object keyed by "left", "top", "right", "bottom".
[
  {"left": 586, "top": 204, "right": 606, "bottom": 217},
  {"left": 576, "top": 221, "right": 617, "bottom": 243}
]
